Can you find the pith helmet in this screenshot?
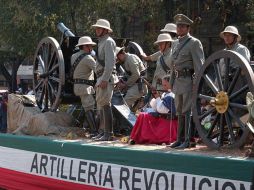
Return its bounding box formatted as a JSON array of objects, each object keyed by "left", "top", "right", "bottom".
[
  {"left": 174, "top": 14, "right": 193, "bottom": 25},
  {"left": 154, "top": 33, "right": 173, "bottom": 44},
  {"left": 115, "top": 47, "right": 125, "bottom": 55},
  {"left": 220, "top": 26, "right": 241, "bottom": 42},
  {"left": 160, "top": 23, "right": 177, "bottom": 33},
  {"left": 76, "top": 36, "right": 96, "bottom": 47},
  {"left": 92, "top": 19, "right": 113, "bottom": 32}
]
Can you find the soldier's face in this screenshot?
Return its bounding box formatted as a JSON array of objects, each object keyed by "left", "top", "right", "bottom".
[
  {"left": 117, "top": 53, "right": 124, "bottom": 62},
  {"left": 158, "top": 42, "right": 167, "bottom": 52},
  {"left": 176, "top": 24, "right": 189, "bottom": 37},
  {"left": 95, "top": 27, "right": 104, "bottom": 37},
  {"left": 223, "top": 33, "right": 235, "bottom": 45},
  {"left": 162, "top": 79, "right": 170, "bottom": 91}
]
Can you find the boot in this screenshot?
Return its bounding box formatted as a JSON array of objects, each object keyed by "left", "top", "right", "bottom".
[
  {"left": 170, "top": 115, "right": 184, "bottom": 148},
  {"left": 95, "top": 105, "right": 113, "bottom": 141},
  {"left": 92, "top": 110, "right": 104, "bottom": 140},
  {"left": 85, "top": 110, "right": 98, "bottom": 138},
  {"left": 176, "top": 113, "right": 191, "bottom": 149}
]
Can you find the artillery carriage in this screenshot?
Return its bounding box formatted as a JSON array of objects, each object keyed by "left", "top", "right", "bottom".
[{"left": 33, "top": 23, "right": 253, "bottom": 149}]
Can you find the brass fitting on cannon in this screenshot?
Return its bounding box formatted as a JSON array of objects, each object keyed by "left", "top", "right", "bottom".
[{"left": 210, "top": 91, "right": 229, "bottom": 113}]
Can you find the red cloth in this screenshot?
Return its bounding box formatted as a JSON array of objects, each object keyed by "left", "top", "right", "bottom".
[{"left": 130, "top": 112, "right": 178, "bottom": 145}]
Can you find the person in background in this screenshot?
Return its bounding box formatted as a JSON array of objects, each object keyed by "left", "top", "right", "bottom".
[
  {"left": 220, "top": 25, "right": 250, "bottom": 63},
  {"left": 0, "top": 93, "right": 8, "bottom": 133},
  {"left": 26, "top": 85, "right": 34, "bottom": 95},
  {"left": 152, "top": 33, "right": 173, "bottom": 91},
  {"left": 129, "top": 75, "right": 178, "bottom": 145},
  {"left": 71, "top": 36, "right": 98, "bottom": 138},
  {"left": 92, "top": 19, "right": 119, "bottom": 141},
  {"left": 142, "top": 23, "right": 177, "bottom": 62}
]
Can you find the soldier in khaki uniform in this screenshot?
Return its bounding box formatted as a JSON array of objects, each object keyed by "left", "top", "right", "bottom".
[
  {"left": 152, "top": 33, "right": 174, "bottom": 90},
  {"left": 71, "top": 36, "right": 98, "bottom": 137},
  {"left": 142, "top": 23, "right": 177, "bottom": 62},
  {"left": 169, "top": 14, "right": 205, "bottom": 149},
  {"left": 115, "top": 47, "right": 148, "bottom": 107},
  {"left": 220, "top": 25, "right": 250, "bottom": 63},
  {"left": 92, "top": 19, "right": 119, "bottom": 141}
]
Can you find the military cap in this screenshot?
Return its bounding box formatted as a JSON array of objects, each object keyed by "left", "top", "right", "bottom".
[{"left": 174, "top": 14, "right": 193, "bottom": 25}]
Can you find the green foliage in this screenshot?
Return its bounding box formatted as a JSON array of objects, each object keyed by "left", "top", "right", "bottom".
[{"left": 0, "top": 0, "right": 254, "bottom": 60}]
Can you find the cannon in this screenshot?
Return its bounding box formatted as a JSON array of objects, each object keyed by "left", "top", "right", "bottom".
[
  {"left": 192, "top": 50, "right": 254, "bottom": 149},
  {"left": 33, "top": 23, "right": 143, "bottom": 111}
]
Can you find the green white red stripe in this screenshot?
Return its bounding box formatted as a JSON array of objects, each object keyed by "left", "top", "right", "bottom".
[{"left": 0, "top": 134, "right": 253, "bottom": 189}]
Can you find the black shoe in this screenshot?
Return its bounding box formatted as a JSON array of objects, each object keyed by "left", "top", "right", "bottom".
[
  {"left": 169, "top": 141, "right": 182, "bottom": 148},
  {"left": 87, "top": 132, "right": 99, "bottom": 139},
  {"left": 129, "top": 139, "right": 135, "bottom": 145},
  {"left": 175, "top": 141, "right": 190, "bottom": 149},
  {"left": 92, "top": 132, "right": 104, "bottom": 140},
  {"left": 94, "top": 133, "right": 113, "bottom": 141}
]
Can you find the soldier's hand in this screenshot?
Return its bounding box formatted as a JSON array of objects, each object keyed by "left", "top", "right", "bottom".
[
  {"left": 98, "top": 80, "right": 108, "bottom": 89},
  {"left": 141, "top": 53, "right": 150, "bottom": 62},
  {"left": 117, "top": 82, "right": 127, "bottom": 90}
]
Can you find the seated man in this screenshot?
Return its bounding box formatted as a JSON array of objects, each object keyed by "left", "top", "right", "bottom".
[
  {"left": 129, "top": 75, "right": 178, "bottom": 145},
  {"left": 116, "top": 47, "right": 148, "bottom": 108}
]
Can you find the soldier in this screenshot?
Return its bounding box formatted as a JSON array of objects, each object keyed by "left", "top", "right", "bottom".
[
  {"left": 220, "top": 25, "right": 250, "bottom": 62},
  {"left": 115, "top": 47, "right": 148, "bottom": 108},
  {"left": 142, "top": 23, "right": 177, "bottom": 62},
  {"left": 169, "top": 14, "right": 205, "bottom": 149},
  {"left": 71, "top": 36, "right": 98, "bottom": 137},
  {"left": 92, "top": 19, "right": 118, "bottom": 141},
  {"left": 152, "top": 33, "right": 174, "bottom": 90}
]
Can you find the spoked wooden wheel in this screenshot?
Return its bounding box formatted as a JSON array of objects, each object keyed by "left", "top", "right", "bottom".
[
  {"left": 33, "top": 37, "right": 65, "bottom": 112},
  {"left": 193, "top": 50, "right": 254, "bottom": 149}
]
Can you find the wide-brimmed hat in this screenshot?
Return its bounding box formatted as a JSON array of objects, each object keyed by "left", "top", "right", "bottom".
[
  {"left": 115, "top": 47, "right": 125, "bottom": 56},
  {"left": 220, "top": 26, "right": 241, "bottom": 42},
  {"left": 76, "top": 36, "right": 96, "bottom": 47},
  {"left": 92, "top": 19, "right": 113, "bottom": 32},
  {"left": 160, "top": 23, "right": 177, "bottom": 33},
  {"left": 154, "top": 33, "right": 173, "bottom": 44},
  {"left": 174, "top": 14, "right": 193, "bottom": 25}
]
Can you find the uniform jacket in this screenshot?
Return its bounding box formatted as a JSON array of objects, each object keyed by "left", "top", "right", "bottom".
[
  {"left": 71, "top": 50, "right": 96, "bottom": 94},
  {"left": 170, "top": 33, "right": 204, "bottom": 94},
  {"left": 152, "top": 47, "right": 172, "bottom": 87},
  {"left": 96, "top": 34, "right": 118, "bottom": 84},
  {"left": 225, "top": 42, "right": 251, "bottom": 63},
  {"left": 122, "top": 53, "right": 146, "bottom": 87}
]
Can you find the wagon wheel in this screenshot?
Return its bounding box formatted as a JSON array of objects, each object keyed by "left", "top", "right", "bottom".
[
  {"left": 193, "top": 50, "right": 254, "bottom": 149},
  {"left": 33, "top": 37, "right": 65, "bottom": 112}
]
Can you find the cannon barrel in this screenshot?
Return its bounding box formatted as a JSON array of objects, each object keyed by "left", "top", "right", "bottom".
[{"left": 57, "top": 22, "right": 75, "bottom": 37}]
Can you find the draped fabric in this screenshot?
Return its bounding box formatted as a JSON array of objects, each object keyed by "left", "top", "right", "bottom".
[{"left": 130, "top": 112, "right": 178, "bottom": 145}]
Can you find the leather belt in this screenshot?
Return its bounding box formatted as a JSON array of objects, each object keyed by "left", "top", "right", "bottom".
[
  {"left": 96, "top": 69, "right": 116, "bottom": 78},
  {"left": 174, "top": 68, "right": 194, "bottom": 78},
  {"left": 73, "top": 79, "right": 95, "bottom": 86}
]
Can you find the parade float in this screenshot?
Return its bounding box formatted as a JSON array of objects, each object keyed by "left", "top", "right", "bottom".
[{"left": 0, "top": 23, "right": 253, "bottom": 189}]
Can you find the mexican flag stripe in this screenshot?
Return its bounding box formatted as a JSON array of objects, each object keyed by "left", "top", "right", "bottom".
[{"left": 0, "top": 134, "right": 253, "bottom": 189}]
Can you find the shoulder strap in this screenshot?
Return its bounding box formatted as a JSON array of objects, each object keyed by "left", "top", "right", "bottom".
[
  {"left": 173, "top": 37, "right": 192, "bottom": 59},
  {"left": 71, "top": 53, "right": 89, "bottom": 77},
  {"left": 160, "top": 56, "right": 170, "bottom": 73}
]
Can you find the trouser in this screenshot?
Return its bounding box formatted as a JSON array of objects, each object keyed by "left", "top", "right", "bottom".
[
  {"left": 125, "top": 84, "right": 148, "bottom": 107},
  {"left": 85, "top": 110, "right": 97, "bottom": 134},
  {"left": 94, "top": 105, "right": 113, "bottom": 141},
  {"left": 172, "top": 92, "right": 193, "bottom": 148}
]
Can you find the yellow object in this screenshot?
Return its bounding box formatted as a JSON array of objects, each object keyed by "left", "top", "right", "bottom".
[
  {"left": 121, "top": 136, "right": 130, "bottom": 143},
  {"left": 210, "top": 91, "right": 229, "bottom": 114}
]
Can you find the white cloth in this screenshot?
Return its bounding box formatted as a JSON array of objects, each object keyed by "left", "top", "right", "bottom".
[{"left": 149, "top": 92, "right": 175, "bottom": 114}]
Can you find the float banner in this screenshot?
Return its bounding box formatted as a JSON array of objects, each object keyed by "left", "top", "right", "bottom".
[{"left": 0, "top": 134, "right": 253, "bottom": 189}]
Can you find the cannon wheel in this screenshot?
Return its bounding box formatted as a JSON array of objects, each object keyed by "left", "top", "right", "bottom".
[
  {"left": 193, "top": 50, "right": 254, "bottom": 149},
  {"left": 33, "top": 37, "right": 65, "bottom": 112}
]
